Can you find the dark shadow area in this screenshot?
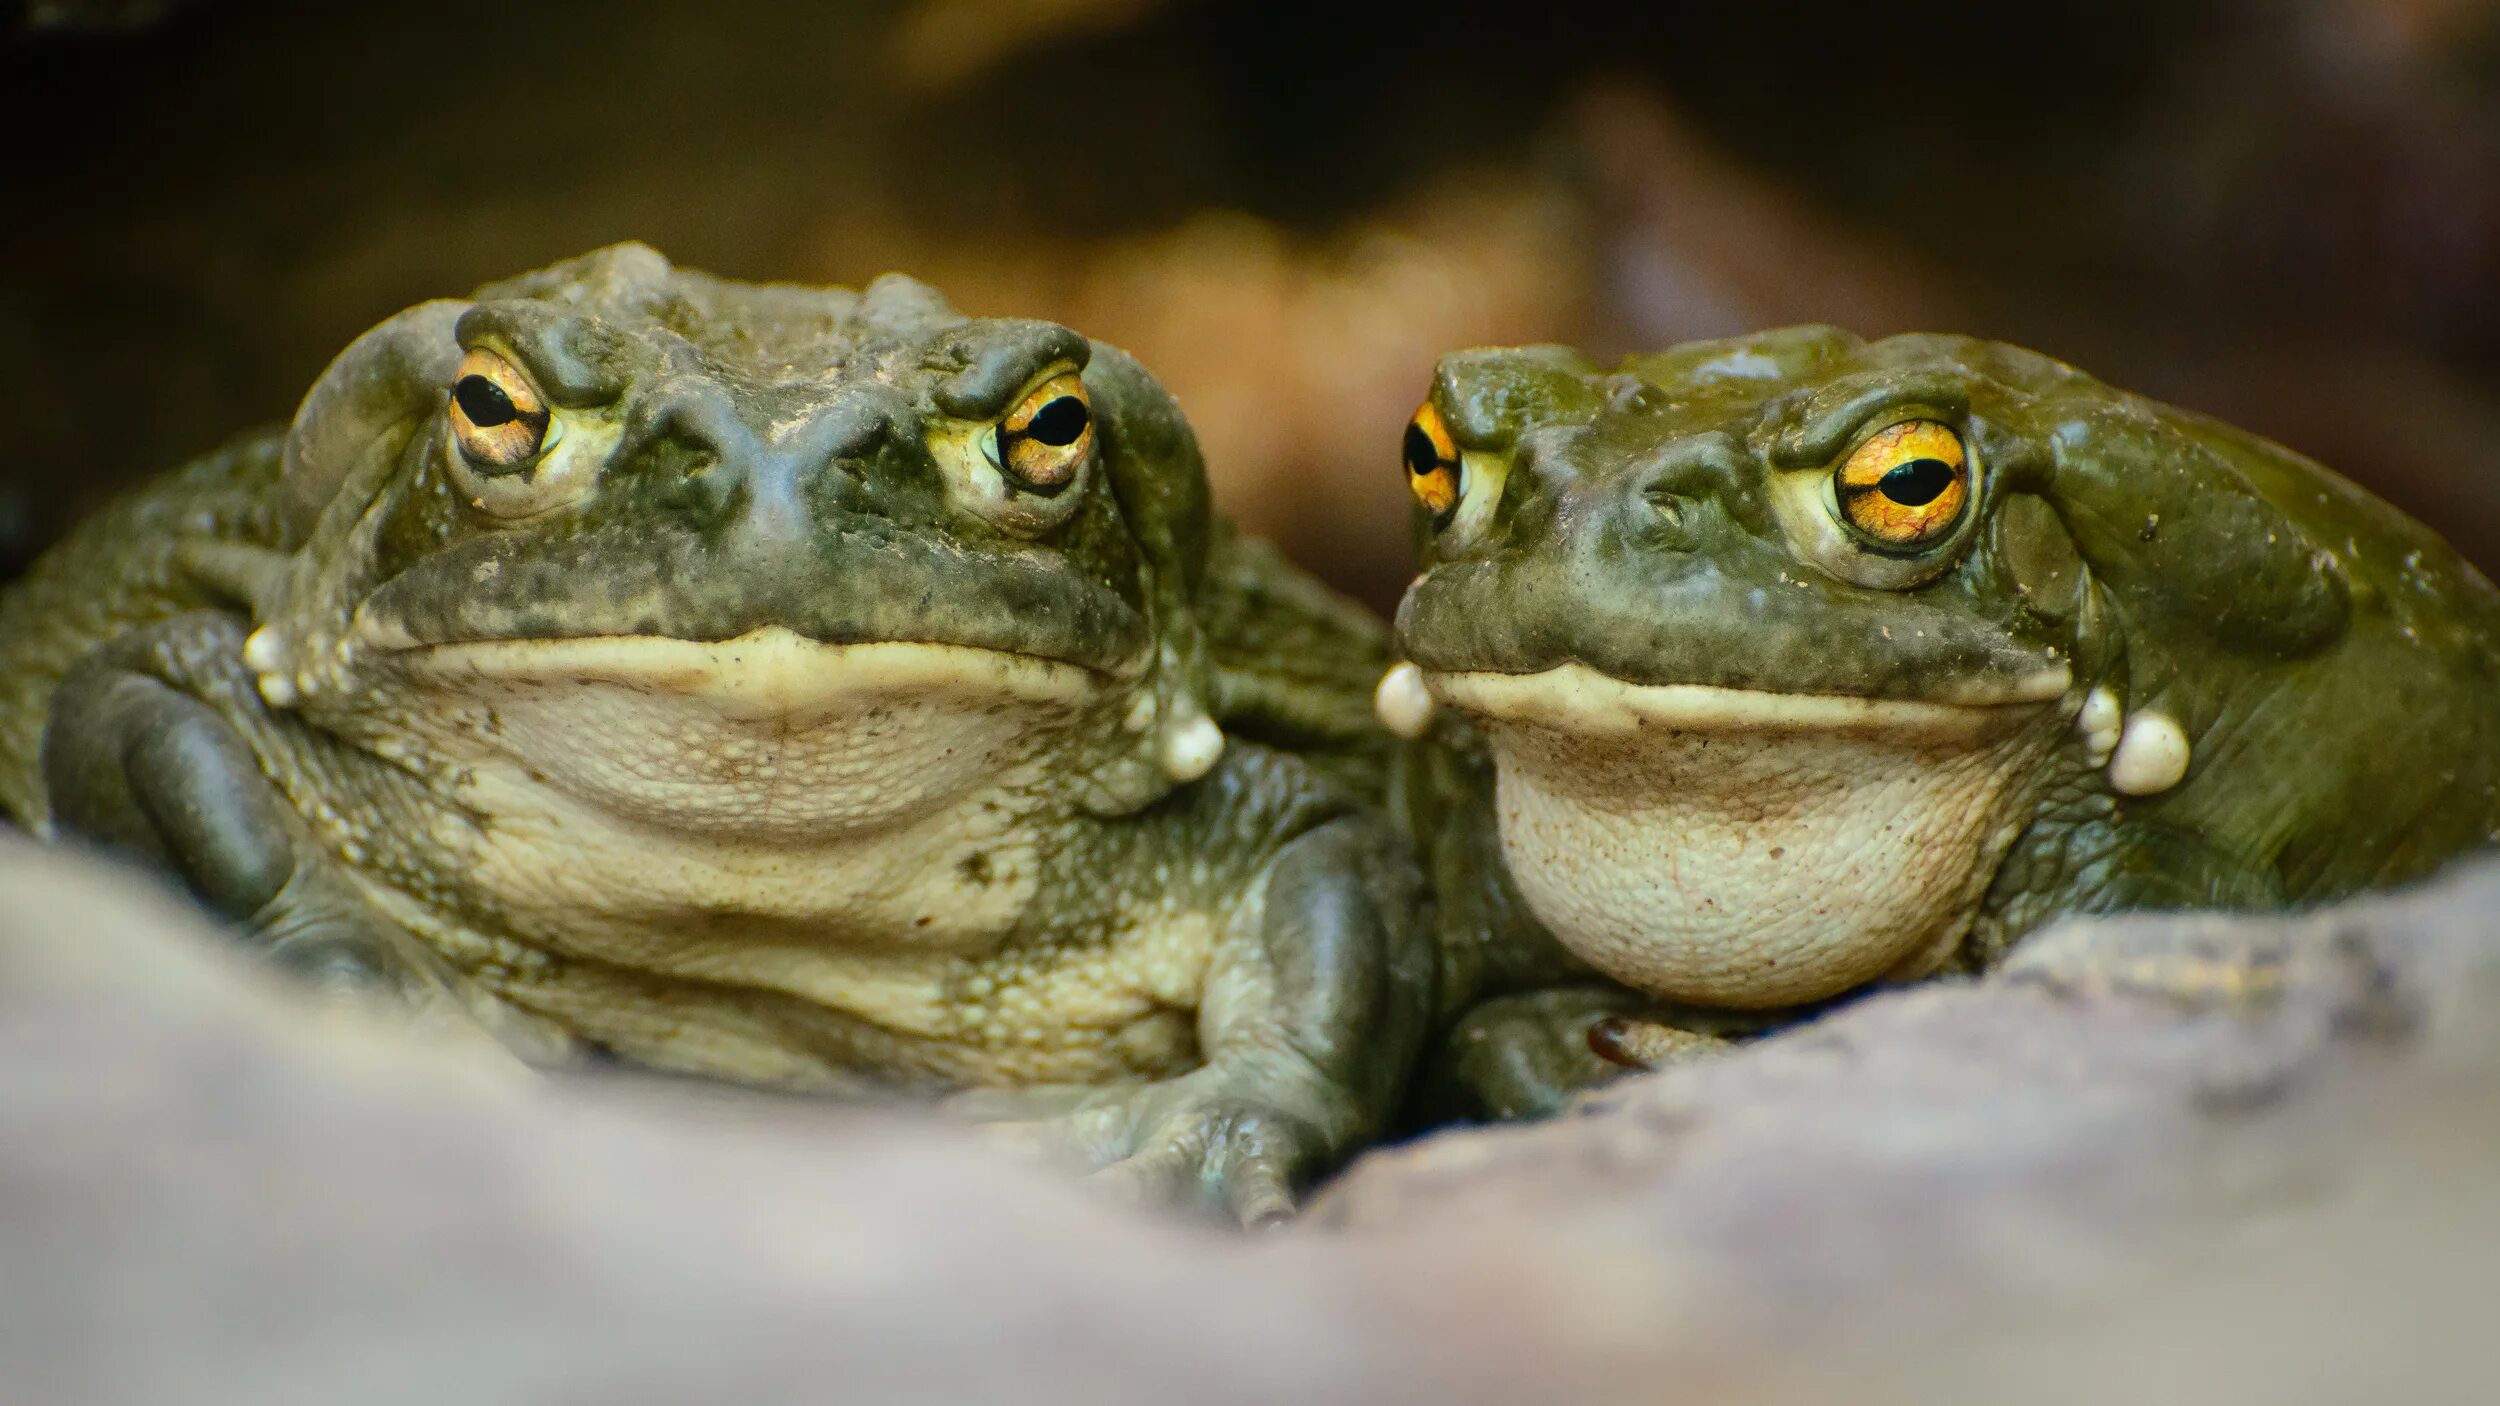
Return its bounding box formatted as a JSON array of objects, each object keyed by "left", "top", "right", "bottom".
[{"left": 6, "top": 0, "right": 2497, "bottom": 606}]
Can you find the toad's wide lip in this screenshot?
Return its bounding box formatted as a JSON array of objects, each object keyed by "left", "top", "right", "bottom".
[
  {"left": 380, "top": 626, "right": 1132, "bottom": 717},
  {"left": 1426, "top": 660, "right": 2071, "bottom": 737}
]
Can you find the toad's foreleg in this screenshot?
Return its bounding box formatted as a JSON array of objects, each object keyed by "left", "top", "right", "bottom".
[
  {"left": 42, "top": 613, "right": 477, "bottom": 1009},
  {"left": 963, "top": 812, "right": 1435, "bottom": 1226}
]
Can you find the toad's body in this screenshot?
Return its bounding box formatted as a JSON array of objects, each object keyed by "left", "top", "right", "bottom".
[
  {"left": 260, "top": 622, "right": 1194, "bottom": 1088},
  {"left": 0, "top": 246, "right": 1425, "bottom": 1215},
  {"left": 1389, "top": 328, "right": 2500, "bottom": 1114}
]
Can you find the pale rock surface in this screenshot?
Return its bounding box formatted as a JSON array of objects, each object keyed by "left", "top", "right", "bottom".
[{"left": 3, "top": 837, "right": 2496, "bottom": 1404}]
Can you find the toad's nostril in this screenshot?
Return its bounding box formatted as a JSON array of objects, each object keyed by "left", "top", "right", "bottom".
[
  {"left": 812, "top": 395, "right": 893, "bottom": 464},
  {"left": 646, "top": 391, "right": 746, "bottom": 460},
  {"left": 1637, "top": 483, "right": 1694, "bottom": 547},
  {"left": 1643, "top": 484, "right": 1685, "bottom": 527},
  {"left": 1622, "top": 431, "right": 1748, "bottom": 545}
]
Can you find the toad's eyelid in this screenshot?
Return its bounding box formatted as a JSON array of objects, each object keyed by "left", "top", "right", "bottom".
[
  {"left": 1019, "top": 360, "right": 1084, "bottom": 392},
  {"left": 1775, "top": 378, "right": 1971, "bottom": 468},
  {"left": 454, "top": 302, "right": 633, "bottom": 405},
  {"left": 944, "top": 357, "right": 1087, "bottom": 424},
  {"left": 1003, "top": 368, "right": 1088, "bottom": 423},
  {"left": 1839, "top": 420, "right": 1965, "bottom": 480}
]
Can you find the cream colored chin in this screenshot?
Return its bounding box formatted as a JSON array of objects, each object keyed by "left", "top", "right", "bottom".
[
  {"left": 1428, "top": 664, "right": 2066, "bottom": 1009},
  {"left": 389, "top": 627, "right": 1106, "bottom": 840}
]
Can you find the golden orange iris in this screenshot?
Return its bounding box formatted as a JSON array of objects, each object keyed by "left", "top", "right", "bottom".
[
  {"left": 447, "top": 347, "right": 551, "bottom": 473},
  {"left": 996, "top": 370, "right": 1093, "bottom": 493},
  {"left": 1403, "top": 401, "right": 1460, "bottom": 519},
  {"left": 1835, "top": 419, "right": 1969, "bottom": 549}
]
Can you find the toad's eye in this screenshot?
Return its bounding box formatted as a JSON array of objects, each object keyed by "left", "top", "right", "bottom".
[
  {"left": 991, "top": 371, "right": 1092, "bottom": 494},
  {"left": 448, "top": 348, "right": 550, "bottom": 473},
  {"left": 1835, "top": 419, "right": 1970, "bottom": 550},
  {"left": 1404, "top": 401, "right": 1460, "bottom": 523}
]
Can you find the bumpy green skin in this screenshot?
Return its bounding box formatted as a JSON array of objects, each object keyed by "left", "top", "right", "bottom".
[
  {"left": 1398, "top": 326, "right": 2500, "bottom": 1119},
  {"left": 0, "top": 244, "right": 1427, "bottom": 1222}
]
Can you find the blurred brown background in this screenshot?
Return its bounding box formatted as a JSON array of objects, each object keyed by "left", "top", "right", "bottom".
[{"left": 5, "top": 0, "right": 2497, "bottom": 611}]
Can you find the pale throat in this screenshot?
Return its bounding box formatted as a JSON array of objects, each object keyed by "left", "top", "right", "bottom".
[
  {"left": 1432, "top": 664, "right": 2066, "bottom": 1009},
  {"left": 348, "top": 631, "right": 1121, "bottom": 956}
]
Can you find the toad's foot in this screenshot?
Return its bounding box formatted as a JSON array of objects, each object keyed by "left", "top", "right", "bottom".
[
  {"left": 948, "top": 1052, "right": 1356, "bottom": 1228},
  {"left": 1584, "top": 1014, "right": 1734, "bottom": 1070},
  {"left": 1416, "top": 986, "right": 1654, "bottom": 1123},
  {"left": 1418, "top": 986, "right": 1799, "bottom": 1123}
]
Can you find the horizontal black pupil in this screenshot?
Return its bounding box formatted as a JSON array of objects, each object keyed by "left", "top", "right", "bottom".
[
  {"left": 1878, "top": 457, "right": 1954, "bottom": 507},
  {"left": 1402, "top": 424, "right": 1441, "bottom": 478},
  {"left": 454, "top": 375, "right": 519, "bottom": 428},
  {"left": 1022, "top": 396, "right": 1089, "bottom": 447}
]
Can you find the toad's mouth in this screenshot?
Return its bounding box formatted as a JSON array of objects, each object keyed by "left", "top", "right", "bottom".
[
  {"left": 1423, "top": 661, "right": 2072, "bottom": 738},
  {"left": 355, "top": 627, "right": 1134, "bottom": 842},
  {"left": 384, "top": 627, "right": 1134, "bottom": 719}
]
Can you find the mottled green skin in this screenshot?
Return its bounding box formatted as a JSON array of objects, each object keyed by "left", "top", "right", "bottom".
[
  {"left": 0, "top": 245, "right": 1423, "bottom": 1221},
  {"left": 1399, "top": 326, "right": 2500, "bottom": 1118}
]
